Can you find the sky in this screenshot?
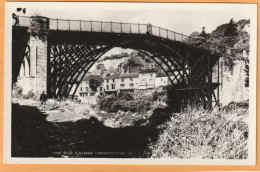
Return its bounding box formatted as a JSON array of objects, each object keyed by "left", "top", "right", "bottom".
[{"left": 7, "top": 2, "right": 255, "bottom": 35}]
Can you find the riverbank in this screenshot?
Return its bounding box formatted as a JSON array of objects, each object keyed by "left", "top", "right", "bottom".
[
  {"left": 12, "top": 97, "right": 154, "bottom": 128},
  {"left": 149, "top": 101, "right": 249, "bottom": 159},
  {"left": 12, "top": 97, "right": 249, "bottom": 159}
]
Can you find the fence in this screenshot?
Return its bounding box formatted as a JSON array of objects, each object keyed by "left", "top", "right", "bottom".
[{"left": 14, "top": 16, "right": 192, "bottom": 43}]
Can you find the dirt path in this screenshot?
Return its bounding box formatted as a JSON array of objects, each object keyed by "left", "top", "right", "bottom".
[{"left": 12, "top": 103, "right": 163, "bottom": 158}]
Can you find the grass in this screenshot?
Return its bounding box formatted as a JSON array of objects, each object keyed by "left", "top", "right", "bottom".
[
  {"left": 12, "top": 86, "right": 249, "bottom": 159},
  {"left": 148, "top": 102, "right": 249, "bottom": 159}
]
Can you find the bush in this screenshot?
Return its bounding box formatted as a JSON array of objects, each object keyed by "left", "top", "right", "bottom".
[
  {"left": 23, "top": 90, "right": 36, "bottom": 99},
  {"left": 222, "top": 100, "right": 249, "bottom": 112},
  {"left": 12, "top": 84, "right": 23, "bottom": 98},
  {"left": 97, "top": 95, "right": 152, "bottom": 113},
  {"left": 148, "top": 106, "right": 249, "bottom": 159},
  {"left": 149, "top": 91, "right": 158, "bottom": 101},
  {"left": 117, "top": 92, "right": 134, "bottom": 100}
]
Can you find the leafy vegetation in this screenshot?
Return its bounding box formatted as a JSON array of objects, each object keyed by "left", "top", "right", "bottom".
[
  {"left": 89, "top": 76, "right": 103, "bottom": 92},
  {"left": 97, "top": 94, "right": 152, "bottom": 113},
  {"left": 148, "top": 101, "right": 249, "bottom": 159},
  {"left": 29, "top": 15, "right": 49, "bottom": 42},
  {"left": 101, "top": 52, "right": 130, "bottom": 61},
  {"left": 122, "top": 56, "right": 144, "bottom": 73},
  {"left": 188, "top": 19, "right": 250, "bottom": 71}
]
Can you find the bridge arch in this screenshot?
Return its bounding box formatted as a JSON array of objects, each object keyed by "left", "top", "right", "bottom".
[
  {"left": 46, "top": 31, "right": 218, "bottom": 109},
  {"left": 13, "top": 16, "right": 220, "bottom": 109}
]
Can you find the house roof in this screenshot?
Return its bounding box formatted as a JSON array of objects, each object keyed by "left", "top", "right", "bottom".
[
  {"left": 139, "top": 68, "right": 158, "bottom": 73},
  {"left": 104, "top": 73, "right": 121, "bottom": 80},
  {"left": 156, "top": 72, "right": 174, "bottom": 77},
  {"left": 82, "top": 75, "right": 103, "bottom": 82},
  {"left": 119, "top": 73, "right": 139, "bottom": 78}
]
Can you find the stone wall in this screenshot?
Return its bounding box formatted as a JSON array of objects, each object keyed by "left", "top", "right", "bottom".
[{"left": 213, "top": 58, "right": 249, "bottom": 106}]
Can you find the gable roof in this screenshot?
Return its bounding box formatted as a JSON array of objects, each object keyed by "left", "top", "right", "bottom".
[
  {"left": 82, "top": 75, "right": 103, "bottom": 82},
  {"left": 156, "top": 72, "right": 174, "bottom": 77},
  {"left": 104, "top": 73, "right": 121, "bottom": 80},
  {"left": 139, "top": 68, "right": 158, "bottom": 73},
  {"left": 119, "top": 73, "right": 139, "bottom": 78}
]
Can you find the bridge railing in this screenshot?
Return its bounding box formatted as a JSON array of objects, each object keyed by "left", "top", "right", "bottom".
[
  {"left": 14, "top": 16, "right": 191, "bottom": 42},
  {"left": 14, "top": 16, "right": 218, "bottom": 53}
]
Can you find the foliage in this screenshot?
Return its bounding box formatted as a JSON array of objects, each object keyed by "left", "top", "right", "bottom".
[
  {"left": 188, "top": 19, "right": 250, "bottom": 72},
  {"left": 117, "top": 92, "right": 134, "bottom": 100},
  {"left": 29, "top": 15, "right": 49, "bottom": 42},
  {"left": 12, "top": 84, "right": 23, "bottom": 98},
  {"left": 101, "top": 52, "right": 129, "bottom": 61},
  {"left": 122, "top": 56, "right": 144, "bottom": 73},
  {"left": 23, "top": 90, "right": 36, "bottom": 99},
  {"left": 89, "top": 76, "right": 103, "bottom": 92},
  {"left": 96, "top": 63, "right": 105, "bottom": 70},
  {"left": 222, "top": 100, "right": 249, "bottom": 112},
  {"left": 244, "top": 61, "right": 249, "bottom": 87},
  {"left": 12, "top": 84, "right": 36, "bottom": 99},
  {"left": 225, "top": 18, "right": 238, "bottom": 37},
  {"left": 148, "top": 104, "right": 249, "bottom": 159},
  {"left": 149, "top": 91, "right": 159, "bottom": 101},
  {"left": 97, "top": 94, "right": 152, "bottom": 113}
]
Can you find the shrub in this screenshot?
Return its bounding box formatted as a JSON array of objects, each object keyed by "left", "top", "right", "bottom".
[
  {"left": 29, "top": 16, "right": 49, "bottom": 42},
  {"left": 150, "top": 91, "right": 158, "bottom": 101},
  {"left": 23, "top": 90, "right": 36, "bottom": 99},
  {"left": 97, "top": 95, "right": 152, "bottom": 113},
  {"left": 148, "top": 106, "right": 249, "bottom": 159},
  {"left": 117, "top": 92, "right": 134, "bottom": 100},
  {"left": 12, "top": 84, "right": 23, "bottom": 98}
]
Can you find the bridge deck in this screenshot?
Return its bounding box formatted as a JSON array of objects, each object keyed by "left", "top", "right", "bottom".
[{"left": 15, "top": 16, "right": 218, "bottom": 55}]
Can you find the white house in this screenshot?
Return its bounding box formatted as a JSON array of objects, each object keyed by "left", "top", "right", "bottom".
[
  {"left": 118, "top": 73, "right": 139, "bottom": 91},
  {"left": 138, "top": 68, "right": 157, "bottom": 90},
  {"left": 77, "top": 75, "right": 103, "bottom": 99},
  {"left": 103, "top": 73, "right": 121, "bottom": 93}
]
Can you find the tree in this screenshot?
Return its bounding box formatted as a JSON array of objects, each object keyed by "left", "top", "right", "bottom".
[
  {"left": 225, "top": 18, "right": 238, "bottom": 37},
  {"left": 89, "top": 76, "right": 102, "bottom": 92},
  {"left": 96, "top": 63, "right": 105, "bottom": 70},
  {"left": 123, "top": 56, "right": 143, "bottom": 73},
  {"left": 29, "top": 11, "right": 49, "bottom": 42}
]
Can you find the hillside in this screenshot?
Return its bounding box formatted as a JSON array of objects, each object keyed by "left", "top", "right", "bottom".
[
  {"left": 189, "top": 19, "right": 250, "bottom": 60},
  {"left": 92, "top": 51, "right": 159, "bottom": 75}
]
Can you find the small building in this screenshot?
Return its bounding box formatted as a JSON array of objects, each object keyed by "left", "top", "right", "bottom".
[
  {"left": 77, "top": 75, "right": 103, "bottom": 98},
  {"left": 155, "top": 72, "right": 177, "bottom": 87},
  {"left": 138, "top": 68, "right": 157, "bottom": 89},
  {"left": 118, "top": 73, "right": 139, "bottom": 91},
  {"left": 103, "top": 73, "right": 121, "bottom": 93}
]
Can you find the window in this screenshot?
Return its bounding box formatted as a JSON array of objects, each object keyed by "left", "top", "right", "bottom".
[
  {"left": 106, "top": 85, "right": 109, "bottom": 90},
  {"left": 107, "top": 79, "right": 109, "bottom": 83},
  {"left": 161, "top": 78, "right": 163, "bottom": 82},
  {"left": 86, "top": 87, "right": 88, "bottom": 91},
  {"left": 113, "top": 79, "right": 115, "bottom": 83},
  {"left": 150, "top": 74, "right": 153, "bottom": 77},
  {"left": 141, "top": 79, "right": 146, "bottom": 85},
  {"left": 100, "top": 87, "right": 103, "bottom": 91},
  {"left": 121, "top": 78, "right": 124, "bottom": 82},
  {"left": 130, "top": 78, "right": 133, "bottom": 81},
  {"left": 80, "top": 87, "right": 82, "bottom": 91},
  {"left": 112, "top": 84, "right": 115, "bottom": 89},
  {"left": 120, "top": 84, "right": 125, "bottom": 87},
  {"left": 130, "top": 83, "right": 134, "bottom": 87}
]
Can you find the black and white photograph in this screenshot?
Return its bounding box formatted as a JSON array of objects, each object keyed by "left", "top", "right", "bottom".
[{"left": 4, "top": 2, "right": 257, "bottom": 164}]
